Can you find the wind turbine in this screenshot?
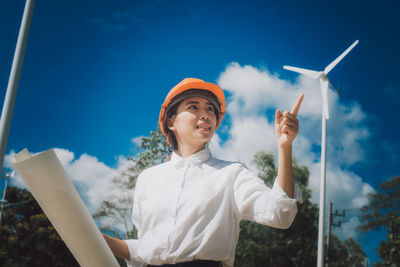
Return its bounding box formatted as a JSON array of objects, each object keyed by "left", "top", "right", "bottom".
[
  {"left": 283, "top": 40, "right": 359, "bottom": 267},
  {"left": 284, "top": 40, "right": 358, "bottom": 119}
]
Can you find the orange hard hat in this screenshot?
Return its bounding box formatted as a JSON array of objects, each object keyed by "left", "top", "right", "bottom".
[{"left": 159, "top": 78, "right": 226, "bottom": 137}]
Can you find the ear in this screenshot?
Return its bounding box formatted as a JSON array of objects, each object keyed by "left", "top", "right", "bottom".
[{"left": 167, "top": 115, "right": 176, "bottom": 131}]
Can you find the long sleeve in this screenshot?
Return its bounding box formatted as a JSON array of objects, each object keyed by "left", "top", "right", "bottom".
[
  {"left": 233, "top": 164, "right": 302, "bottom": 229},
  {"left": 121, "top": 147, "right": 302, "bottom": 267},
  {"left": 124, "top": 239, "right": 144, "bottom": 267}
]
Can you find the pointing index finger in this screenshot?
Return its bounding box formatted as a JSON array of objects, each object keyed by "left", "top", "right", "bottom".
[{"left": 291, "top": 93, "right": 304, "bottom": 116}]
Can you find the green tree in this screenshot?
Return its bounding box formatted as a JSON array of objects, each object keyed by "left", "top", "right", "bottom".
[
  {"left": 326, "top": 235, "right": 366, "bottom": 267},
  {"left": 343, "top": 238, "right": 367, "bottom": 266},
  {"left": 235, "top": 150, "right": 366, "bottom": 267},
  {"left": 94, "top": 127, "right": 168, "bottom": 267},
  {"left": 94, "top": 126, "right": 168, "bottom": 238},
  {"left": 0, "top": 186, "right": 78, "bottom": 266},
  {"left": 359, "top": 176, "right": 400, "bottom": 266},
  {"left": 375, "top": 217, "right": 400, "bottom": 266},
  {"left": 234, "top": 151, "right": 318, "bottom": 267}
]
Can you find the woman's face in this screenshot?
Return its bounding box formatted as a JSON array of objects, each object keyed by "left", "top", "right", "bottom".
[{"left": 168, "top": 96, "right": 217, "bottom": 148}]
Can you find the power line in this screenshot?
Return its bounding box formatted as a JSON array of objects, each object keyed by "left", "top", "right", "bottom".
[{"left": 1, "top": 199, "right": 34, "bottom": 209}]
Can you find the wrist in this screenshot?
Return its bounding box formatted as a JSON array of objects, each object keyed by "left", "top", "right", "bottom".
[{"left": 278, "top": 143, "right": 292, "bottom": 153}]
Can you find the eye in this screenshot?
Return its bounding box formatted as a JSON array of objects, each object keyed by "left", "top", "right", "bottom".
[
  {"left": 188, "top": 105, "right": 197, "bottom": 110},
  {"left": 207, "top": 106, "right": 214, "bottom": 112}
]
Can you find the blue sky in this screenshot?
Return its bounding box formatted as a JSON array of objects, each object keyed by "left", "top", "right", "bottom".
[{"left": 1, "top": 0, "right": 399, "bottom": 264}]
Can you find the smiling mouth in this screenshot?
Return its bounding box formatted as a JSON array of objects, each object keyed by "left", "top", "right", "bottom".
[{"left": 196, "top": 125, "right": 212, "bottom": 130}]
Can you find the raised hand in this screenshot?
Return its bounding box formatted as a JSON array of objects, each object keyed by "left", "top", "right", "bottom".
[{"left": 275, "top": 93, "right": 304, "bottom": 148}]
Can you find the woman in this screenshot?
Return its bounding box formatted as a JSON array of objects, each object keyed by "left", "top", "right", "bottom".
[{"left": 103, "top": 78, "right": 304, "bottom": 267}]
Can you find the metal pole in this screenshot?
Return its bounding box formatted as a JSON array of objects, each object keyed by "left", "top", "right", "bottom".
[
  {"left": 317, "top": 115, "right": 327, "bottom": 267},
  {"left": 0, "top": 0, "right": 35, "bottom": 175},
  {"left": 0, "top": 173, "right": 11, "bottom": 225}
]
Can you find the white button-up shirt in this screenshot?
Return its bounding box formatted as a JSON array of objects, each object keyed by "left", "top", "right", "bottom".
[{"left": 125, "top": 147, "right": 302, "bottom": 267}]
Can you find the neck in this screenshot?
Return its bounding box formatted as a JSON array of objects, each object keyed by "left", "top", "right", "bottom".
[{"left": 176, "top": 142, "right": 206, "bottom": 158}]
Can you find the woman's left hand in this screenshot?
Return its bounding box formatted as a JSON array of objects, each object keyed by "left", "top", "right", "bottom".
[{"left": 275, "top": 93, "right": 304, "bottom": 148}]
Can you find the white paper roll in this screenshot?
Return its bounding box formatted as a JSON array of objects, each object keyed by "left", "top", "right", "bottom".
[{"left": 12, "top": 148, "right": 120, "bottom": 267}]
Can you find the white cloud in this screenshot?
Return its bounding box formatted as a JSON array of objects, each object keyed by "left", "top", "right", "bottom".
[
  {"left": 335, "top": 216, "right": 360, "bottom": 240},
  {"left": 4, "top": 148, "right": 130, "bottom": 214},
  {"left": 3, "top": 62, "right": 376, "bottom": 242},
  {"left": 131, "top": 136, "right": 144, "bottom": 146},
  {"left": 64, "top": 152, "right": 118, "bottom": 212},
  {"left": 218, "top": 63, "right": 298, "bottom": 116},
  {"left": 308, "top": 162, "right": 374, "bottom": 213},
  {"left": 214, "top": 62, "right": 374, "bottom": 240},
  {"left": 4, "top": 151, "right": 26, "bottom": 189},
  {"left": 213, "top": 116, "right": 275, "bottom": 168}
]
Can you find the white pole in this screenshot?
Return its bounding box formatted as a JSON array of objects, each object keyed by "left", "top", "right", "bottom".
[
  {"left": 0, "top": 0, "right": 35, "bottom": 175},
  {"left": 317, "top": 114, "right": 327, "bottom": 267},
  {"left": 326, "top": 202, "right": 332, "bottom": 267}
]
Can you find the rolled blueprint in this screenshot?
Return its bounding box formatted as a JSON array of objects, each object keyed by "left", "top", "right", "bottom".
[{"left": 12, "top": 148, "right": 119, "bottom": 267}]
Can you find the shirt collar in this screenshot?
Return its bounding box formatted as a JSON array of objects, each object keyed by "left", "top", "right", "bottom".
[{"left": 170, "top": 145, "right": 212, "bottom": 167}]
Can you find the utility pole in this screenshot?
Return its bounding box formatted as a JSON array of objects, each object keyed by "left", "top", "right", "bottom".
[
  {"left": 0, "top": 172, "right": 14, "bottom": 225},
  {"left": 325, "top": 202, "right": 345, "bottom": 267}
]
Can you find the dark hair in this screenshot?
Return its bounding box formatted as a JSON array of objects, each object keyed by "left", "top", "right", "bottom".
[{"left": 163, "top": 103, "right": 179, "bottom": 151}]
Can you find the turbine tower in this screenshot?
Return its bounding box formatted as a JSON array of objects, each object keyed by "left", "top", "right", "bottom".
[{"left": 283, "top": 40, "right": 359, "bottom": 267}]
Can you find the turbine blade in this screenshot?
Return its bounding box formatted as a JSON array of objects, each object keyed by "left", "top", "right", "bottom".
[
  {"left": 320, "top": 79, "right": 330, "bottom": 120},
  {"left": 324, "top": 40, "right": 359, "bottom": 74},
  {"left": 283, "top": 65, "right": 320, "bottom": 79}
]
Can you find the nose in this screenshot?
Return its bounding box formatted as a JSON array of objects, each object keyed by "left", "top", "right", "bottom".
[
  {"left": 200, "top": 110, "right": 210, "bottom": 120},
  {"left": 200, "top": 114, "right": 210, "bottom": 120}
]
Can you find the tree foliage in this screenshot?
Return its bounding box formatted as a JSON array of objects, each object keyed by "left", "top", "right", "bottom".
[
  {"left": 235, "top": 151, "right": 318, "bottom": 266},
  {"left": 375, "top": 217, "right": 400, "bottom": 266},
  {"left": 127, "top": 126, "right": 169, "bottom": 171},
  {"left": 93, "top": 126, "right": 168, "bottom": 266},
  {"left": 326, "top": 236, "right": 366, "bottom": 267},
  {"left": 234, "top": 150, "right": 365, "bottom": 267},
  {"left": 359, "top": 176, "right": 400, "bottom": 266},
  {"left": 360, "top": 176, "right": 400, "bottom": 232},
  {"left": 0, "top": 186, "right": 78, "bottom": 266},
  {"left": 94, "top": 126, "right": 168, "bottom": 240}
]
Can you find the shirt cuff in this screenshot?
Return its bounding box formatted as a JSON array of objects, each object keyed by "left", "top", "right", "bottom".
[
  {"left": 272, "top": 178, "right": 303, "bottom": 204},
  {"left": 124, "top": 239, "right": 145, "bottom": 267}
]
